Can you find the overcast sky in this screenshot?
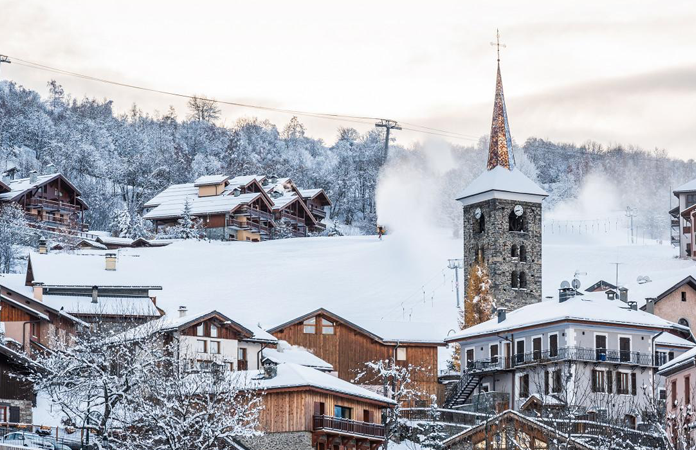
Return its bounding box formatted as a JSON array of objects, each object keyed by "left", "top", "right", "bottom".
[{"left": 2, "top": 0, "right": 695, "bottom": 159}]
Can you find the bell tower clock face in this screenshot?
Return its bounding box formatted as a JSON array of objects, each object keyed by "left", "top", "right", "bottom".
[
  {"left": 514, "top": 204, "right": 524, "bottom": 217},
  {"left": 474, "top": 207, "right": 482, "bottom": 219}
]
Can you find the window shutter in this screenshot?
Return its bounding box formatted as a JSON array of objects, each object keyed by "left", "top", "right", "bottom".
[
  {"left": 544, "top": 371, "right": 549, "bottom": 395},
  {"left": 9, "top": 406, "right": 20, "bottom": 423},
  {"left": 591, "top": 370, "right": 596, "bottom": 393},
  {"left": 314, "top": 402, "right": 324, "bottom": 416},
  {"left": 631, "top": 373, "right": 637, "bottom": 396},
  {"left": 607, "top": 370, "right": 613, "bottom": 394},
  {"left": 369, "top": 411, "right": 375, "bottom": 423}
]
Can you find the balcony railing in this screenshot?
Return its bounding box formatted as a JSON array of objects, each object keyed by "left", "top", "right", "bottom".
[
  {"left": 313, "top": 415, "right": 385, "bottom": 439},
  {"left": 464, "top": 346, "right": 655, "bottom": 373},
  {"left": 281, "top": 211, "right": 304, "bottom": 222},
  {"left": 309, "top": 205, "right": 326, "bottom": 217},
  {"left": 27, "top": 197, "right": 82, "bottom": 213},
  {"left": 237, "top": 207, "right": 274, "bottom": 221}
]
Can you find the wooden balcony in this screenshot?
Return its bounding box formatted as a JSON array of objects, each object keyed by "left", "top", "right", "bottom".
[
  {"left": 309, "top": 205, "right": 326, "bottom": 218},
  {"left": 239, "top": 207, "right": 274, "bottom": 221},
  {"left": 27, "top": 197, "right": 82, "bottom": 213},
  {"left": 313, "top": 415, "right": 385, "bottom": 440}
]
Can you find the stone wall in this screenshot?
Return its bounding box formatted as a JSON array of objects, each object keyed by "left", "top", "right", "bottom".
[
  {"left": 0, "top": 398, "right": 33, "bottom": 424},
  {"left": 462, "top": 198, "right": 542, "bottom": 311},
  {"left": 238, "top": 431, "right": 314, "bottom": 450}
]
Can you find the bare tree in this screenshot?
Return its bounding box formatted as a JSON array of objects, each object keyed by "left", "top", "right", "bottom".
[{"left": 187, "top": 95, "right": 221, "bottom": 123}]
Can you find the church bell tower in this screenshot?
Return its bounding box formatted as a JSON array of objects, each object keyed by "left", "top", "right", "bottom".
[{"left": 457, "top": 57, "right": 547, "bottom": 311}]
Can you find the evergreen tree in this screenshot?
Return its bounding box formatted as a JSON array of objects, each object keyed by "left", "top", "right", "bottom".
[
  {"left": 464, "top": 254, "right": 494, "bottom": 328},
  {"left": 172, "top": 198, "right": 202, "bottom": 239},
  {"left": 418, "top": 395, "right": 447, "bottom": 450}
]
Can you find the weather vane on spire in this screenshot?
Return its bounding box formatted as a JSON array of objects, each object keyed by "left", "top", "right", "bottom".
[{"left": 490, "top": 29, "right": 506, "bottom": 62}]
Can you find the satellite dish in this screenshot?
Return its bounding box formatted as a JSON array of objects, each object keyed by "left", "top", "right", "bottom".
[
  {"left": 572, "top": 278, "right": 581, "bottom": 290},
  {"left": 560, "top": 280, "right": 571, "bottom": 289}
]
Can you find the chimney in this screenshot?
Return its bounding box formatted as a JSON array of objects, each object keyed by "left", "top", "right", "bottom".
[
  {"left": 1, "top": 173, "right": 9, "bottom": 185},
  {"left": 619, "top": 287, "right": 628, "bottom": 303},
  {"left": 559, "top": 288, "right": 575, "bottom": 303},
  {"left": 627, "top": 301, "right": 637, "bottom": 311},
  {"left": 178, "top": 306, "right": 188, "bottom": 318},
  {"left": 29, "top": 170, "right": 38, "bottom": 184},
  {"left": 38, "top": 238, "right": 47, "bottom": 255},
  {"left": 646, "top": 298, "right": 655, "bottom": 314},
  {"left": 497, "top": 307, "right": 507, "bottom": 323},
  {"left": 606, "top": 290, "right": 617, "bottom": 300},
  {"left": 32, "top": 282, "right": 44, "bottom": 302},
  {"left": 105, "top": 253, "right": 117, "bottom": 271},
  {"left": 262, "top": 361, "right": 277, "bottom": 378},
  {"left": 233, "top": 188, "right": 241, "bottom": 197},
  {"left": 91, "top": 286, "right": 99, "bottom": 304},
  {"left": 44, "top": 163, "right": 56, "bottom": 175}
]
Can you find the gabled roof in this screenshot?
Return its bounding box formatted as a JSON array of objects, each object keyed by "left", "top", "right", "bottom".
[
  {"left": 0, "top": 179, "right": 9, "bottom": 193},
  {"left": 118, "top": 310, "right": 256, "bottom": 342},
  {"left": 268, "top": 308, "right": 445, "bottom": 345},
  {"left": 262, "top": 341, "right": 333, "bottom": 371},
  {"left": 658, "top": 345, "right": 696, "bottom": 375},
  {"left": 144, "top": 183, "right": 199, "bottom": 208},
  {"left": 299, "top": 188, "right": 332, "bottom": 206},
  {"left": 0, "top": 294, "right": 51, "bottom": 321},
  {"left": 655, "top": 332, "right": 695, "bottom": 349},
  {"left": 585, "top": 280, "right": 617, "bottom": 292},
  {"left": 674, "top": 178, "right": 696, "bottom": 195},
  {"left": 41, "top": 294, "right": 161, "bottom": 318},
  {"left": 637, "top": 275, "right": 696, "bottom": 306},
  {"left": 194, "top": 175, "right": 229, "bottom": 187},
  {"left": 143, "top": 192, "right": 262, "bottom": 220},
  {"left": 0, "top": 173, "right": 88, "bottom": 209}
]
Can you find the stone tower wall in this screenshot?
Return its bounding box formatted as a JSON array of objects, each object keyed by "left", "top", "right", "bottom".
[{"left": 462, "top": 198, "right": 542, "bottom": 311}]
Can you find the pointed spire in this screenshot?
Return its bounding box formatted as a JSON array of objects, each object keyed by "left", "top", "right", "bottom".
[{"left": 487, "top": 61, "right": 515, "bottom": 171}]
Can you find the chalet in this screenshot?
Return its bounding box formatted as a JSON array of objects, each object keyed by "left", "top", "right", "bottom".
[
  {"left": 142, "top": 174, "right": 330, "bottom": 241},
  {"left": 234, "top": 362, "right": 394, "bottom": 450},
  {"left": 633, "top": 274, "right": 696, "bottom": 338},
  {"left": 444, "top": 289, "right": 689, "bottom": 423},
  {"left": 658, "top": 345, "right": 696, "bottom": 446},
  {"left": 670, "top": 178, "right": 696, "bottom": 257},
  {"left": 120, "top": 308, "right": 278, "bottom": 371},
  {"left": 0, "top": 340, "right": 36, "bottom": 425},
  {"left": 0, "top": 170, "right": 88, "bottom": 234},
  {"left": 268, "top": 308, "right": 445, "bottom": 405},
  {"left": 20, "top": 251, "right": 163, "bottom": 329}
]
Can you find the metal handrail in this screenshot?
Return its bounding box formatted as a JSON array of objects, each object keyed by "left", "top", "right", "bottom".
[{"left": 312, "top": 414, "right": 385, "bottom": 438}]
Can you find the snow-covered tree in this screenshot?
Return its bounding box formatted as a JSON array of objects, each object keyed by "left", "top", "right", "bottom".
[
  {"left": 463, "top": 255, "right": 494, "bottom": 328},
  {"left": 417, "top": 395, "right": 446, "bottom": 450},
  {"left": 0, "top": 202, "right": 29, "bottom": 273},
  {"left": 169, "top": 198, "right": 202, "bottom": 239}
]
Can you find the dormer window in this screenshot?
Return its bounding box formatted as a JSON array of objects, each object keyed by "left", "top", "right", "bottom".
[{"left": 303, "top": 317, "right": 316, "bottom": 334}]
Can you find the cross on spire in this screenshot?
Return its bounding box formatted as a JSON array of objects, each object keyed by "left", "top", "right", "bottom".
[{"left": 490, "top": 29, "right": 506, "bottom": 63}]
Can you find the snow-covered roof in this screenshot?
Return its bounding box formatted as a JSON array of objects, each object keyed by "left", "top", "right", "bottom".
[
  {"left": 446, "top": 294, "right": 687, "bottom": 342},
  {"left": 262, "top": 341, "right": 333, "bottom": 371},
  {"left": 194, "top": 175, "right": 230, "bottom": 186},
  {"left": 143, "top": 192, "right": 260, "bottom": 220},
  {"left": 269, "top": 308, "right": 445, "bottom": 345},
  {"left": 228, "top": 175, "right": 265, "bottom": 187},
  {"left": 41, "top": 294, "right": 160, "bottom": 318},
  {"left": 96, "top": 235, "right": 136, "bottom": 246},
  {"left": 674, "top": 178, "right": 696, "bottom": 194},
  {"left": 659, "top": 345, "right": 696, "bottom": 374},
  {"left": 655, "top": 332, "right": 695, "bottom": 349},
  {"left": 0, "top": 294, "right": 50, "bottom": 321},
  {"left": 143, "top": 183, "right": 198, "bottom": 208},
  {"left": 625, "top": 274, "right": 696, "bottom": 307},
  {"left": 0, "top": 173, "right": 84, "bottom": 203},
  {"left": 270, "top": 193, "right": 297, "bottom": 210},
  {"left": 456, "top": 166, "right": 548, "bottom": 205},
  {"left": 234, "top": 363, "right": 395, "bottom": 405},
  {"left": 27, "top": 252, "right": 163, "bottom": 288}
]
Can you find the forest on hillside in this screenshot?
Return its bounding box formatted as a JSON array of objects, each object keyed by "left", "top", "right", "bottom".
[{"left": 1, "top": 79, "right": 694, "bottom": 239}]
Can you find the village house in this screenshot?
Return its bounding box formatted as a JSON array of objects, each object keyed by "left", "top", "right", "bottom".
[
  {"left": 631, "top": 274, "right": 696, "bottom": 339},
  {"left": 267, "top": 308, "right": 445, "bottom": 405},
  {"left": 444, "top": 288, "right": 690, "bottom": 427},
  {"left": 0, "top": 339, "right": 36, "bottom": 425},
  {"left": 670, "top": 177, "right": 696, "bottom": 258},
  {"left": 234, "top": 362, "right": 394, "bottom": 450},
  {"left": 0, "top": 169, "right": 89, "bottom": 234},
  {"left": 142, "top": 174, "right": 330, "bottom": 241},
  {"left": 657, "top": 345, "right": 696, "bottom": 446}
]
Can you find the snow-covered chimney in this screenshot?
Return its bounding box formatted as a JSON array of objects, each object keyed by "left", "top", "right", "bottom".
[
  {"left": 497, "top": 307, "right": 507, "bottom": 323},
  {"left": 38, "top": 238, "right": 47, "bottom": 255},
  {"left": 32, "top": 282, "right": 44, "bottom": 302},
  {"left": 92, "top": 286, "right": 99, "bottom": 304},
  {"left": 606, "top": 290, "right": 617, "bottom": 301},
  {"left": 559, "top": 288, "right": 575, "bottom": 303},
  {"left": 619, "top": 287, "right": 628, "bottom": 303},
  {"left": 44, "top": 163, "right": 56, "bottom": 175},
  {"left": 645, "top": 298, "right": 655, "bottom": 314},
  {"left": 627, "top": 301, "right": 637, "bottom": 311},
  {"left": 232, "top": 188, "right": 241, "bottom": 197},
  {"left": 105, "top": 253, "right": 117, "bottom": 271},
  {"left": 29, "top": 170, "right": 38, "bottom": 184},
  {"left": 178, "top": 306, "right": 188, "bottom": 318},
  {"left": 1, "top": 173, "right": 9, "bottom": 185},
  {"left": 262, "top": 361, "right": 277, "bottom": 378}
]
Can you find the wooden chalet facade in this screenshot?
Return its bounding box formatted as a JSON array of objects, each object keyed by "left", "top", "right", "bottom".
[
  {"left": 143, "top": 174, "right": 330, "bottom": 241},
  {"left": 268, "top": 309, "right": 445, "bottom": 405},
  {"left": 236, "top": 363, "right": 394, "bottom": 450},
  {"left": 0, "top": 171, "right": 88, "bottom": 234}
]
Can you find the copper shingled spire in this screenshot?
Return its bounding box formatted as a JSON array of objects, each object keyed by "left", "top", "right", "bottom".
[{"left": 487, "top": 30, "right": 515, "bottom": 171}]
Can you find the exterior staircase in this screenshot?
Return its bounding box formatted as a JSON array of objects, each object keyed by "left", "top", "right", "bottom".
[{"left": 443, "top": 371, "right": 482, "bottom": 409}]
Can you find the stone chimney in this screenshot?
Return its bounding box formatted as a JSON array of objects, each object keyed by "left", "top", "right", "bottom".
[
  {"left": 262, "top": 361, "right": 277, "bottom": 378},
  {"left": 92, "top": 286, "right": 99, "bottom": 304},
  {"left": 29, "top": 170, "right": 38, "bottom": 184},
  {"left": 105, "top": 253, "right": 117, "bottom": 271},
  {"left": 497, "top": 307, "right": 507, "bottom": 323},
  {"left": 619, "top": 287, "right": 628, "bottom": 303},
  {"left": 645, "top": 298, "right": 655, "bottom": 314},
  {"left": 178, "top": 306, "right": 188, "bottom": 318},
  {"left": 32, "top": 282, "right": 44, "bottom": 302},
  {"left": 38, "top": 238, "right": 47, "bottom": 255},
  {"left": 44, "top": 163, "right": 56, "bottom": 175}
]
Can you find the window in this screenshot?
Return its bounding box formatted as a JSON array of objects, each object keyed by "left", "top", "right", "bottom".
[
  {"left": 519, "top": 272, "right": 528, "bottom": 289},
  {"left": 682, "top": 291, "right": 688, "bottom": 302},
  {"left": 314, "top": 402, "right": 325, "bottom": 416},
  {"left": 686, "top": 376, "right": 691, "bottom": 405},
  {"left": 210, "top": 324, "right": 219, "bottom": 338},
  {"left": 474, "top": 214, "right": 485, "bottom": 234},
  {"left": 210, "top": 341, "right": 220, "bottom": 355},
  {"left": 511, "top": 244, "right": 519, "bottom": 259},
  {"left": 607, "top": 370, "right": 613, "bottom": 394},
  {"left": 631, "top": 373, "right": 637, "bottom": 396},
  {"left": 31, "top": 322, "right": 38, "bottom": 338},
  {"left": 509, "top": 210, "right": 525, "bottom": 232},
  {"left": 618, "top": 372, "right": 630, "bottom": 394},
  {"left": 592, "top": 370, "right": 605, "bottom": 393},
  {"left": 519, "top": 245, "right": 527, "bottom": 262},
  {"left": 553, "top": 370, "right": 562, "bottom": 393},
  {"left": 532, "top": 337, "right": 542, "bottom": 361},
  {"left": 515, "top": 340, "right": 525, "bottom": 364},
  {"left": 465, "top": 348, "right": 474, "bottom": 369},
  {"left": 196, "top": 323, "right": 204, "bottom": 337},
  {"left": 334, "top": 405, "right": 352, "bottom": 419},
  {"left": 669, "top": 351, "right": 675, "bottom": 361},
  {"left": 687, "top": 193, "right": 696, "bottom": 208},
  {"left": 396, "top": 347, "right": 407, "bottom": 361},
  {"left": 303, "top": 317, "right": 316, "bottom": 334},
  {"left": 672, "top": 380, "right": 678, "bottom": 404},
  {"left": 490, "top": 344, "right": 499, "bottom": 364},
  {"left": 619, "top": 336, "right": 631, "bottom": 362},
  {"left": 321, "top": 319, "right": 335, "bottom": 335},
  {"left": 511, "top": 271, "right": 519, "bottom": 289},
  {"left": 595, "top": 334, "right": 607, "bottom": 361},
  {"left": 656, "top": 351, "right": 668, "bottom": 366},
  {"left": 363, "top": 409, "right": 371, "bottom": 422},
  {"left": 659, "top": 388, "right": 667, "bottom": 401},
  {"left": 519, "top": 374, "right": 529, "bottom": 398},
  {"left": 549, "top": 334, "right": 558, "bottom": 358},
  {"left": 196, "top": 339, "right": 206, "bottom": 353}
]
